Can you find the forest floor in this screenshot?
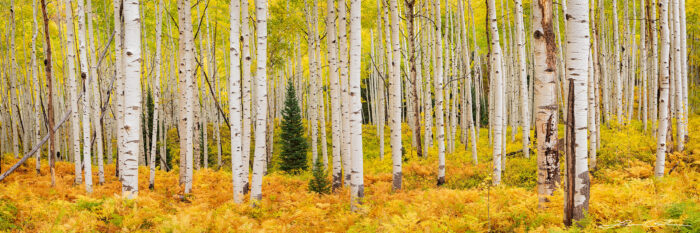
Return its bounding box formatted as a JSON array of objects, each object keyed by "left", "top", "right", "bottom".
[{"left": 1, "top": 117, "right": 700, "bottom": 232}]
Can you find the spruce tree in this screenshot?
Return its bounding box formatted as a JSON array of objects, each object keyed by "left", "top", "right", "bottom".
[
  {"left": 279, "top": 80, "right": 309, "bottom": 173},
  {"left": 308, "top": 158, "right": 331, "bottom": 194}
]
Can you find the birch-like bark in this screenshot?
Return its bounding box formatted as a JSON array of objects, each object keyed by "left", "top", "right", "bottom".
[
  {"left": 66, "top": 0, "right": 82, "bottom": 185},
  {"left": 433, "top": 0, "right": 447, "bottom": 186},
  {"left": 338, "top": 0, "right": 352, "bottom": 187},
  {"left": 563, "top": 0, "right": 590, "bottom": 224},
  {"left": 40, "top": 0, "right": 55, "bottom": 186},
  {"left": 114, "top": 0, "right": 124, "bottom": 179},
  {"left": 326, "top": 0, "right": 342, "bottom": 191},
  {"left": 389, "top": 0, "right": 402, "bottom": 191},
  {"left": 655, "top": 0, "right": 670, "bottom": 177},
  {"left": 241, "top": 0, "right": 252, "bottom": 193},
  {"left": 76, "top": 0, "right": 94, "bottom": 193},
  {"left": 612, "top": 0, "right": 622, "bottom": 123},
  {"left": 32, "top": 0, "right": 41, "bottom": 174},
  {"left": 122, "top": 0, "right": 142, "bottom": 199},
  {"left": 457, "top": 0, "right": 477, "bottom": 164},
  {"left": 9, "top": 0, "right": 20, "bottom": 159},
  {"left": 514, "top": 0, "right": 529, "bottom": 157},
  {"left": 177, "top": 0, "right": 195, "bottom": 194},
  {"left": 86, "top": 0, "right": 104, "bottom": 185},
  {"left": 149, "top": 0, "right": 163, "bottom": 190},
  {"left": 487, "top": 0, "right": 504, "bottom": 185},
  {"left": 349, "top": 0, "right": 364, "bottom": 211},
  {"left": 250, "top": 0, "right": 268, "bottom": 206},
  {"left": 672, "top": 0, "right": 683, "bottom": 151},
  {"left": 230, "top": 0, "right": 244, "bottom": 204},
  {"left": 533, "top": 0, "right": 560, "bottom": 206}
]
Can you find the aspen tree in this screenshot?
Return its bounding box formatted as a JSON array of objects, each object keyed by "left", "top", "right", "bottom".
[
  {"left": 533, "top": 0, "right": 560, "bottom": 205},
  {"left": 9, "top": 0, "right": 20, "bottom": 159},
  {"left": 612, "top": 0, "right": 622, "bottom": 123},
  {"left": 405, "top": 0, "right": 422, "bottom": 159},
  {"left": 514, "top": 0, "right": 529, "bottom": 157},
  {"left": 122, "top": 0, "right": 142, "bottom": 199},
  {"left": 326, "top": 0, "right": 342, "bottom": 190},
  {"left": 66, "top": 0, "right": 82, "bottom": 185},
  {"left": 672, "top": 0, "right": 683, "bottom": 151},
  {"left": 487, "top": 0, "right": 505, "bottom": 185},
  {"left": 563, "top": 0, "right": 590, "bottom": 224},
  {"left": 389, "top": 0, "right": 402, "bottom": 191},
  {"left": 457, "top": 0, "right": 477, "bottom": 164},
  {"left": 655, "top": 0, "right": 670, "bottom": 177},
  {"left": 149, "top": 0, "right": 163, "bottom": 190},
  {"left": 339, "top": 0, "right": 352, "bottom": 186},
  {"left": 32, "top": 0, "right": 41, "bottom": 174},
  {"left": 177, "top": 0, "right": 196, "bottom": 194},
  {"left": 349, "top": 0, "right": 364, "bottom": 211},
  {"left": 85, "top": 0, "right": 104, "bottom": 185},
  {"left": 40, "top": 0, "right": 55, "bottom": 185},
  {"left": 433, "top": 0, "right": 447, "bottom": 186},
  {"left": 250, "top": 0, "right": 269, "bottom": 206},
  {"left": 241, "top": 0, "right": 252, "bottom": 193},
  {"left": 230, "top": 0, "right": 244, "bottom": 204},
  {"left": 76, "top": 0, "right": 94, "bottom": 193},
  {"left": 374, "top": 0, "right": 386, "bottom": 161}
]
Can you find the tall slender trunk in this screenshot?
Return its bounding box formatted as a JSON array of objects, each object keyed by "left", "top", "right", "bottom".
[
  {"left": 655, "top": 0, "right": 670, "bottom": 177},
  {"left": 612, "top": 0, "right": 623, "bottom": 123},
  {"left": 86, "top": 0, "right": 104, "bottom": 185},
  {"left": 122, "top": 0, "right": 142, "bottom": 199},
  {"left": 66, "top": 0, "right": 82, "bottom": 185},
  {"left": 433, "top": 0, "right": 447, "bottom": 186},
  {"left": 230, "top": 0, "right": 244, "bottom": 204},
  {"left": 389, "top": 0, "right": 402, "bottom": 191},
  {"left": 326, "top": 0, "right": 342, "bottom": 191},
  {"left": 40, "top": 0, "right": 55, "bottom": 187},
  {"left": 338, "top": 0, "right": 352, "bottom": 187},
  {"left": 405, "top": 0, "right": 422, "bottom": 159},
  {"left": 672, "top": 0, "right": 683, "bottom": 151},
  {"left": 514, "top": 0, "right": 529, "bottom": 158},
  {"left": 241, "top": 0, "right": 252, "bottom": 193},
  {"left": 349, "top": 0, "right": 364, "bottom": 212},
  {"left": 250, "top": 0, "right": 268, "bottom": 206},
  {"left": 149, "top": 0, "right": 163, "bottom": 190},
  {"left": 32, "top": 0, "right": 41, "bottom": 174},
  {"left": 487, "top": 0, "right": 504, "bottom": 185},
  {"left": 177, "top": 0, "right": 195, "bottom": 194}
]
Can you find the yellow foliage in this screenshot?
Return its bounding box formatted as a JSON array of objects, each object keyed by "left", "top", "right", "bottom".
[{"left": 0, "top": 116, "right": 700, "bottom": 232}]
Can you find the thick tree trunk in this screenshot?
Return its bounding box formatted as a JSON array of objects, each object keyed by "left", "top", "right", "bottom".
[
  {"left": 433, "top": 0, "right": 447, "bottom": 186},
  {"left": 241, "top": 0, "right": 252, "bottom": 194},
  {"left": 177, "top": 0, "right": 196, "bottom": 194},
  {"left": 230, "top": 0, "right": 244, "bottom": 204},
  {"left": 563, "top": 0, "right": 590, "bottom": 224},
  {"left": 338, "top": 0, "right": 352, "bottom": 187},
  {"left": 533, "top": 0, "right": 560, "bottom": 206}
]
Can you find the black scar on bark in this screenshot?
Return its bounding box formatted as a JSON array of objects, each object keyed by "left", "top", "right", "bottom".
[{"left": 437, "top": 176, "right": 446, "bottom": 186}]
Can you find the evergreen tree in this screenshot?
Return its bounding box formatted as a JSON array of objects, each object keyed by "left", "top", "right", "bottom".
[
  {"left": 279, "top": 80, "right": 309, "bottom": 173},
  {"left": 308, "top": 158, "right": 331, "bottom": 194}
]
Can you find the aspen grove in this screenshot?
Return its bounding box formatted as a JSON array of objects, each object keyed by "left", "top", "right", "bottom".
[{"left": 0, "top": 0, "right": 699, "bottom": 231}]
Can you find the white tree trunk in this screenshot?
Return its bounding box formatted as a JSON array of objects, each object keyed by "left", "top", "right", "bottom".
[
  {"left": 326, "top": 0, "right": 342, "bottom": 190},
  {"left": 433, "top": 0, "right": 447, "bottom": 186},
  {"left": 230, "top": 0, "right": 244, "bottom": 204},
  {"left": 514, "top": 0, "right": 529, "bottom": 158},
  {"left": 487, "top": 0, "right": 504, "bottom": 185},
  {"left": 241, "top": 0, "right": 252, "bottom": 193},
  {"left": 349, "top": 0, "right": 364, "bottom": 211},
  {"left": 32, "top": 0, "right": 41, "bottom": 174},
  {"left": 389, "top": 0, "right": 402, "bottom": 191},
  {"left": 533, "top": 0, "right": 560, "bottom": 205},
  {"left": 177, "top": 0, "right": 195, "bottom": 194},
  {"left": 122, "top": 0, "right": 142, "bottom": 199},
  {"left": 250, "top": 0, "right": 268, "bottom": 206},
  {"left": 655, "top": 0, "right": 671, "bottom": 177},
  {"left": 85, "top": 0, "right": 104, "bottom": 185},
  {"left": 612, "top": 0, "right": 623, "bottom": 123},
  {"left": 672, "top": 0, "right": 683, "bottom": 151},
  {"left": 149, "top": 0, "right": 163, "bottom": 190},
  {"left": 67, "top": 0, "right": 82, "bottom": 185},
  {"left": 563, "top": 0, "right": 590, "bottom": 223},
  {"left": 338, "top": 0, "right": 352, "bottom": 187}
]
